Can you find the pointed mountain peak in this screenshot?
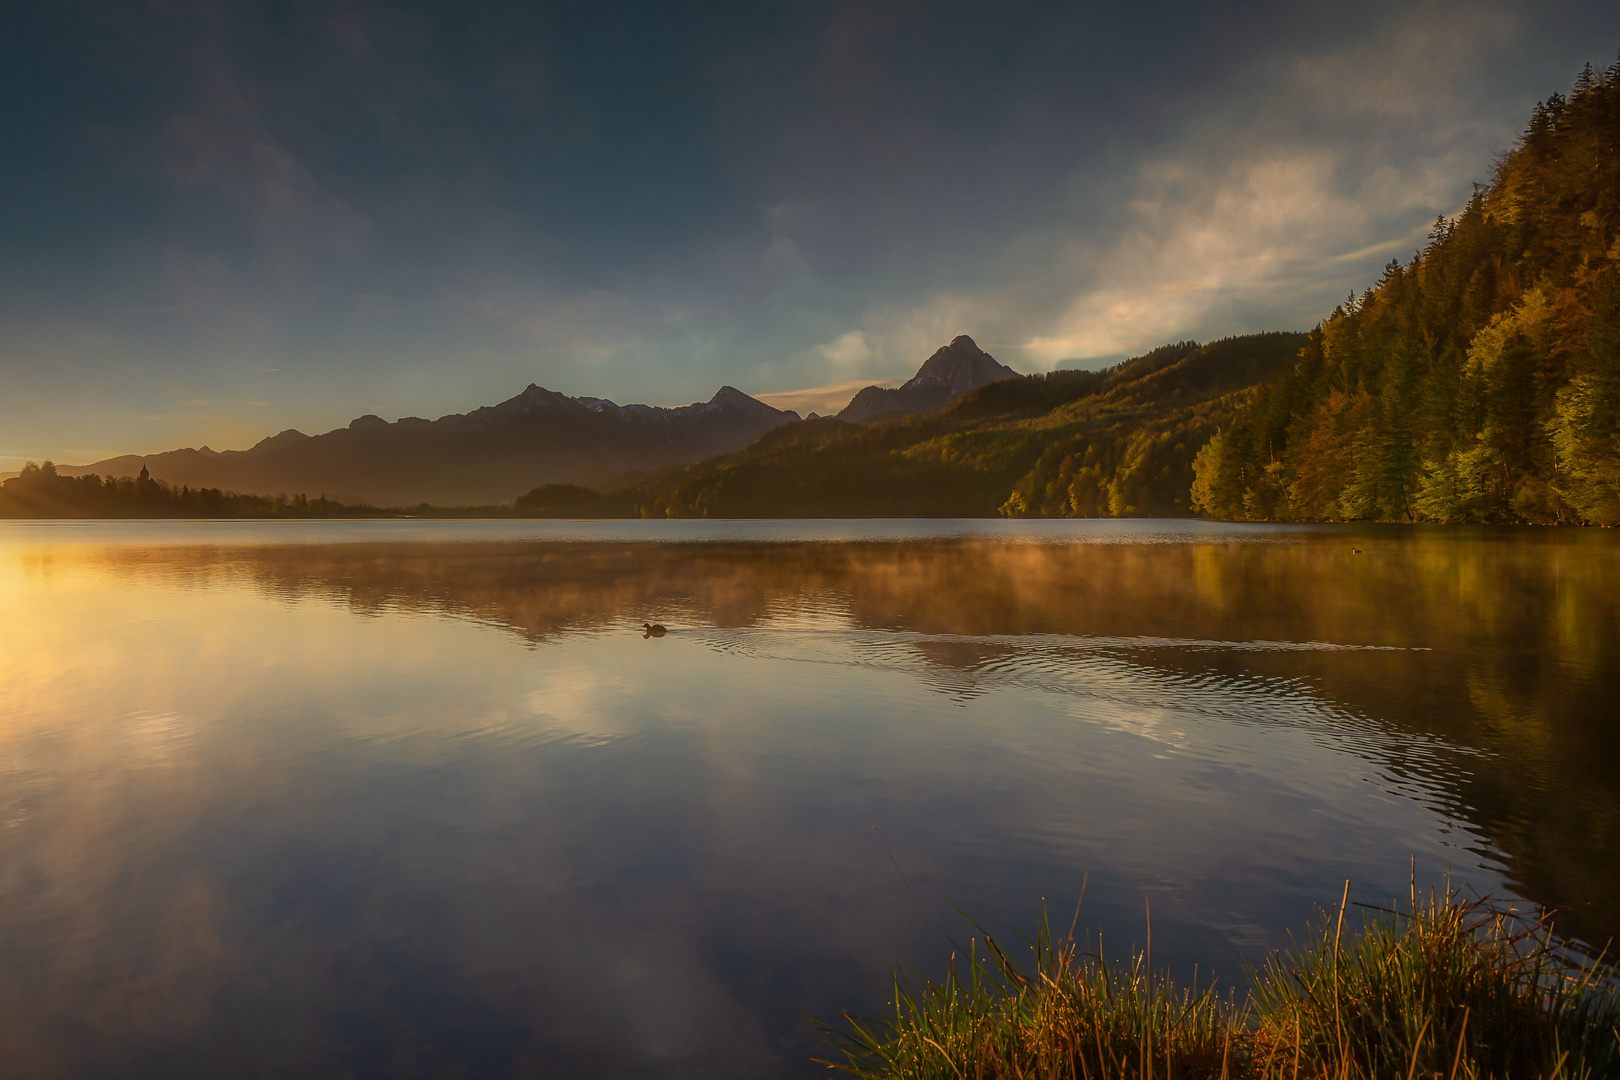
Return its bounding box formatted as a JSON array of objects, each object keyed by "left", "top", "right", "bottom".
[
  {"left": 836, "top": 334, "right": 1020, "bottom": 423},
  {"left": 905, "top": 335, "right": 1018, "bottom": 394},
  {"left": 710, "top": 385, "right": 752, "bottom": 405},
  {"left": 487, "top": 383, "right": 584, "bottom": 417},
  {"left": 707, "top": 385, "right": 790, "bottom": 419},
  {"left": 244, "top": 428, "right": 311, "bottom": 454}
]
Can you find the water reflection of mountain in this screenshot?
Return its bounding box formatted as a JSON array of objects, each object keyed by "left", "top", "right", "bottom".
[{"left": 111, "top": 533, "right": 1619, "bottom": 947}]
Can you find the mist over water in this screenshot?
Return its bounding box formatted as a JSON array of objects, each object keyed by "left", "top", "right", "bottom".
[{"left": 0, "top": 520, "right": 1614, "bottom": 1078}]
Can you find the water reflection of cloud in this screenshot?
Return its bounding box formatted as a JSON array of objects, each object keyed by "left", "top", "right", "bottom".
[
  {"left": 522, "top": 645, "right": 658, "bottom": 743},
  {"left": 1, "top": 529, "right": 1616, "bottom": 1076}
]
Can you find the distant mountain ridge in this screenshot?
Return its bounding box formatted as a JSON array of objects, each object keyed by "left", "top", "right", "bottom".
[
  {"left": 56, "top": 336, "right": 1020, "bottom": 507},
  {"left": 63, "top": 384, "right": 800, "bottom": 506},
  {"left": 623, "top": 333, "right": 1308, "bottom": 518},
  {"left": 839, "top": 335, "right": 1019, "bottom": 422}
]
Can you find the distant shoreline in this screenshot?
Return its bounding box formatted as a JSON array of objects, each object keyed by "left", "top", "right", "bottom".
[{"left": 1, "top": 512, "right": 1611, "bottom": 528}]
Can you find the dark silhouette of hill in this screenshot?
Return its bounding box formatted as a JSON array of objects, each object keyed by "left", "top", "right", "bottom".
[
  {"left": 838, "top": 335, "right": 1019, "bottom": 423},
  {"left": 512, "top": 483, "right": 607, "bottom": 516},
  {"left": 0, "top": 459, "right": 388, "bottom": 518},
  {"left": 60, "top": 385, "right": 799, "bottom": 506},
  {"left": 1191, "top": 57, "right": 1620, "bottom": 524},
  {"left": 619, "top": 332, "right": 1306, "bottom": 517}
]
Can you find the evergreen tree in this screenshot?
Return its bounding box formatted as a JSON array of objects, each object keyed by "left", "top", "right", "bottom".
[{"left": 1193, "top": 56, "right": 1620, "bottom": 523}]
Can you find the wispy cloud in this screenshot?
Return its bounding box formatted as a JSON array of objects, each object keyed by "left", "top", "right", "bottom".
[
  {"left": 159, "top": 12, "right": 370, "bottom": 268},
  {"left": 1, "top": 0, "right": 1610, "bottom": 460},
  {"left": 753, "top": 377, "right": 899, "bottom": 417},
  {"left": 163, "top": 110, "right": 371, "bottom": 264},
  {"left": 787, "top": 0, "right": 1527, "bottom": 381}
]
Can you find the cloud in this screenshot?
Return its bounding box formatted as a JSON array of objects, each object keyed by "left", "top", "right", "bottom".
[
  {"left": 448, "top": 280, "right": 652, "bottom": 374},
  {"left": 815, "top": 329, "right": 873, "bottom": 370},
  {"left": 322, "top": 8, "right": 371, "bottom": 58},
  {"left": 1029, "top": 147, "right": 1407, "bottom": 360},
  {"left": 163, "top": 110, "right": 370, "bottom": 263},
  {"left": 753, "top": 377, "right": 898, "bottom": 417},
  {"left": 1030, "top": 4, "right": 1516, "bottom": 362},
  {"left": 778, "top": 0, "right": 1530, "bottom": 378},
  {"left": 1291, "top": 3, "right": 1517, "bottom": 119},
  {"left": 4, "top": 0, "right": 1613, "bottom": 460},
  {"left": 159, "top": 22, "right": 371, "bottom": 267}
]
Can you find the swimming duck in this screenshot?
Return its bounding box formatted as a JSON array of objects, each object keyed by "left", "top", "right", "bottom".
[{"left": 642, "top": 622, "right": 667, "bottom": 638}]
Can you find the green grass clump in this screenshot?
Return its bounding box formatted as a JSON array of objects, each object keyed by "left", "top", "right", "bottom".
[
  {"left": 822, "top": 890, "right": 1620, "bottom": 1080},
  {"left": 1251, "top": 889, "right": 1620, "bottom": 1080}
]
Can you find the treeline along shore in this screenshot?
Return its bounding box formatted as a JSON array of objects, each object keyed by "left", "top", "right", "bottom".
[
  {"left": 8, "top": 58, "right": 1618, "bottom": 524},
  {"left": 0, "top": 461, "right": 661, "bottom": 520},
  {"left": 0, "top": 461, "right": 521, "bottom": 520},
  {"left": 0, "top": 462, "right": 391, "bottom": 519}
]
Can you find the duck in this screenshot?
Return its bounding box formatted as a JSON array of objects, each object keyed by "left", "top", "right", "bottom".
[{"left": 641, "top": 622, "right": 667, "bottom": 638}]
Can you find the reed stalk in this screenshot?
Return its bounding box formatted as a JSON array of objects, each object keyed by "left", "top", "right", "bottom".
[{"left": 821, "top": 890, "right": 1620, "bottom": 1080}]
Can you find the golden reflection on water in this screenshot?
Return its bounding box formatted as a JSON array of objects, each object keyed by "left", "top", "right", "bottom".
[{"left": 0, "top": 527, "right": 1615, "bottom": 1078}]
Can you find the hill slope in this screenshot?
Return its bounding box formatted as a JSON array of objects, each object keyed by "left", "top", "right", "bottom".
[
  {"left": 1191, "top": 57, "right": 1620, "bottom": 524},
  {"left": 621, "top": 333, "right": 1306, "bottom": 518}
]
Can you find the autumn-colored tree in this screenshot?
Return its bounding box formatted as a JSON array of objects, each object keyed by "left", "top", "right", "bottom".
[{"left": 1193, "top": 55, "right": 1620, "bottom": 523}]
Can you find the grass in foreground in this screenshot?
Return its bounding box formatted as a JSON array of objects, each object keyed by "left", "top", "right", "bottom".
[{"left": 821, "top": 889, "right": 1620, "bottom": 1079}]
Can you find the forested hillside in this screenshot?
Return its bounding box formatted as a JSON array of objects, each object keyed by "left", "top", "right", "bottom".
[
  {"left": 1192, "top": 58, "right": 1620, "bottom": 524},
  {"left": 622, "top": 333, "right": 1305, "bottom": 517},
  {"left": 18, "top": 63, "right": 1610, "bottom": 523},
  {"left": 631, "top": 60, "right": 1620, "bottom": 523}
]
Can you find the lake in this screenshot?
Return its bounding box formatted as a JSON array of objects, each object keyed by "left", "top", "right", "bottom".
[{"left": 1, "top": 519, "right": 1615, "bottom": 1078}]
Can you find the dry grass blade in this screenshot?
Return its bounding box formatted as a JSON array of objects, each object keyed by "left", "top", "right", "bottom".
[{"left": 822, "top": 887, "right": 1620, "bottom": 1080}]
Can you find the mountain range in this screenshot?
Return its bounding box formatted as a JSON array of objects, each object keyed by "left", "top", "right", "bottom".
[
  {"left": 56, "top": 335, "right": 1023, "bottom": 506},
  {"left": 61, "top": 384, "right": 800, "bottom": 507},
  {"left": 24, "top": 59, "right": 1620, "bottom": 524},
  {"left": 605, "top": 59, "right": 1620, "bottom": 525},
  {"left": 614, "top": 333, "right": 1306, "bottom": 518}
]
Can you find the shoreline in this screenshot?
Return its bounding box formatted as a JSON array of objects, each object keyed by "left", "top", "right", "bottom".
[{"left": 826, "top": 892, "right": 1620, "bottom": 1079}]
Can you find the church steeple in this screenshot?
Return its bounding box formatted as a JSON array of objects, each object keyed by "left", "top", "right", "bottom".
[{"left": 138, "top": 461, "right": 150, "bottom": 482}]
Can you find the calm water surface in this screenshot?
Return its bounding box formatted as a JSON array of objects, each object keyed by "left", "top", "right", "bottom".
[{"left": 1, "top": 519, "right": 1615, "bottom": 1078}]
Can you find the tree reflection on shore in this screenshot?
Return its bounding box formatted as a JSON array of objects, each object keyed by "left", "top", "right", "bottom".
[{"left": 81, "top": 529, "right": 1620, "bottom": 949}]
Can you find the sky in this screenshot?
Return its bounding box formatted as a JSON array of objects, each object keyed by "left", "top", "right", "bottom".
[{"left": 2, "top": 0, "right": 1617, "bottom": 466}]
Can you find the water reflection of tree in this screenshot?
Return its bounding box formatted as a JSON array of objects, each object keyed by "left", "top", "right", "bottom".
[{"left": 97, "top": 532, "right": 1620, "bottom": 948}]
